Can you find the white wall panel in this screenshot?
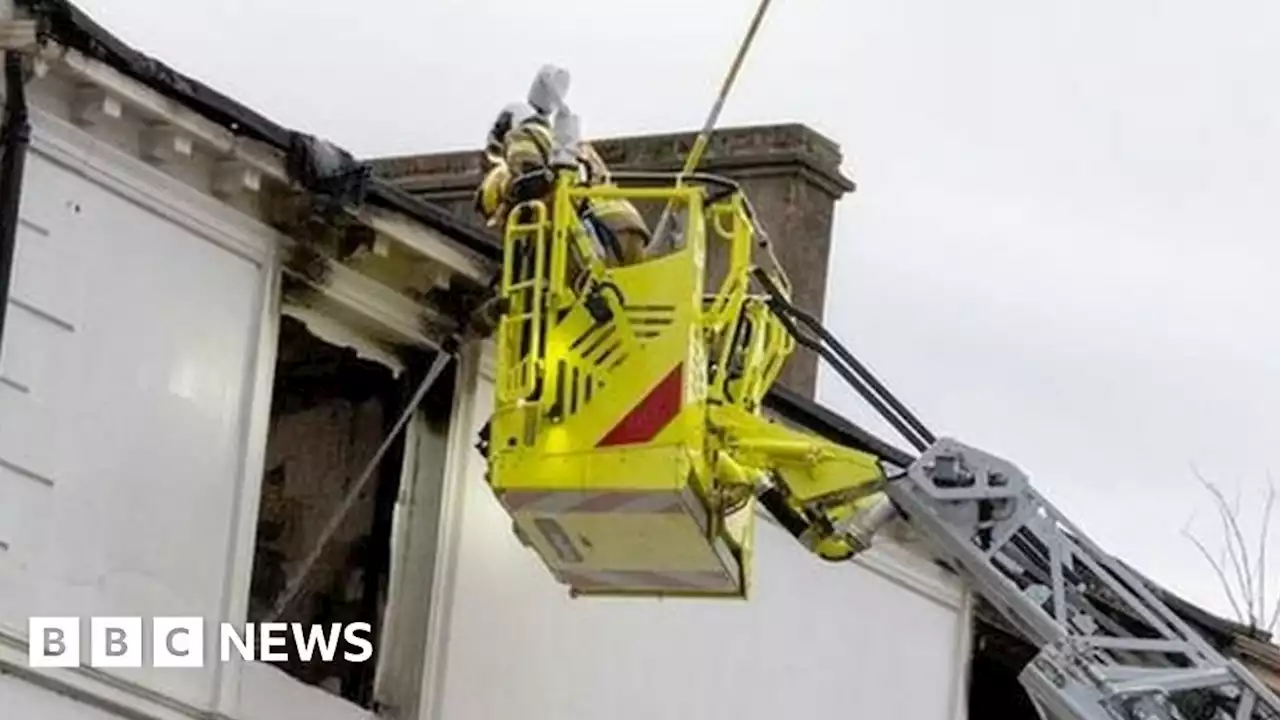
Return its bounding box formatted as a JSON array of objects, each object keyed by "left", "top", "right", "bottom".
[
  {"left": 233, "top": 662, "right": 373, "bottom": 720},
  {"left": 0, "top": 114, "right": 436, "bottom": 720},
  {"left": 432, "top": 367, "right": 967, "bottom": 720},
  {"left": 0, "top": 144, "right": 263, "bottom": 710},
  {"left": 0, "top": 673, "right": 122, "bottom": 720}
]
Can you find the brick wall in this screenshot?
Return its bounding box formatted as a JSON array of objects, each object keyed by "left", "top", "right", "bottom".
[{"left": 370, "top": 123, "right": 854, "bottom": 398}]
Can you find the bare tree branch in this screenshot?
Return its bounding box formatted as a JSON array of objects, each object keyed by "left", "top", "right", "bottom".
[
  {"left": 1261, "top": 470, "right": 1280, "bottom": 634},
  {"left": 1183, "top": 521, "right": 1246, "bottom": 622},
  {"left": 1192, "top": 464, "right": 1255, "bottom": 624},
  {"left": 1257, "top": 479, "right": 1275, "bottom": 630}
]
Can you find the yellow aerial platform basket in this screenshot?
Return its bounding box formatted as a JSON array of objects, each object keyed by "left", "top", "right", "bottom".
[{"left": 480, "top": 169, "right": 885, "bottom": 599}]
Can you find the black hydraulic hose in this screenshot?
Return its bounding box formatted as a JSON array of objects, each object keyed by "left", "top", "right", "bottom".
[
  {"left": 747, "top": 265, "right": 942, "bottom": 448},
  {"left": 776, "top": 302, "right": 931, "bottom": 452},
  {"left": 775, "top": 299, "right": 936, "bottom": 448},
  {"left": 0, "top": 51, "right": 30, "bottom": 356},
  {"left": 751, "top": 268, "right": 936, "bottom": 453},
  {"left": 772, "top": 305, "right": 931, "bottom": 454},
  {"left": 753, "top": 269, "right": 936, "bottom": 448}
]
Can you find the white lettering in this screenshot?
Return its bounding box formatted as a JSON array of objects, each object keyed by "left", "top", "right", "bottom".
[
  {"left": 343, "top": 622, "right": 373, "bottom": 663},
  {"left": 291, "top": 623, "right": 342, "bottom": 662},
  {"left": 259, "top": 622, "right": 288, "bottom": 662},
  {"left": 221, "top": 623, "right": 255, "bottom": 661},
  {"left": 29, "top": 618, "right": 372, "bottom": 667}
]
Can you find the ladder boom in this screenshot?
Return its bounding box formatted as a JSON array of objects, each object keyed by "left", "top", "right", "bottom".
[{"left": 875, "top": 438, "right": 1280, "bottom": 720}]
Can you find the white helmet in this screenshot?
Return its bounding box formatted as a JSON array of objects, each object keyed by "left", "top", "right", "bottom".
[{"left": 527, "top": 64, "right": 571, "bottom": 115}]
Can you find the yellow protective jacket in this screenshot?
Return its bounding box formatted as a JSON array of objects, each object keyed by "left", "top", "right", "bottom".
[{"left": 475, "top": 110, "right": 651, "bottom": 266}]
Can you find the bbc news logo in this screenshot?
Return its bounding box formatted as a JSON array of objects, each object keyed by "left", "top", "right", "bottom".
[{"left": 28, "top": 617, "right": 373, "bottom": 668}]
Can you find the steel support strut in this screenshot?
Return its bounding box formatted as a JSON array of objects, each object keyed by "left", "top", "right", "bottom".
[{"left": 888, "top": 439, "right": 1280, "bottom": 720}]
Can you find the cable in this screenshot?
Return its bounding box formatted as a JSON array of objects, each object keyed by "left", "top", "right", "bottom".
[
  {"left": 770, "top": 307, "right": 922, "bottom": 451},
  {"left": 263, "top": 346, "right": 455, "bottom": 624},
  {"left": 651, "top": 0, "right": 776, "bottom": 247},
  {"left": 774, "top": 297, "right": 935, "bottom": 448},
  {"left": 750, "top": 267, "right": 936, "bottom": 453}
]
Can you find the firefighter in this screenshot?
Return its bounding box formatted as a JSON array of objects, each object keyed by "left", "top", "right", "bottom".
[
  {"left": 466, "top": 66, "right": 659, "bottom": 339},
  {"left": 473, "top": 65, "right": 653, "bottom": 267}
]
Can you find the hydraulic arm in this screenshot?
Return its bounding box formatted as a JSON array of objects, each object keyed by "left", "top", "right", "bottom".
[{"left": 474, "top": 83, "right": 1280, "bottom": 718}]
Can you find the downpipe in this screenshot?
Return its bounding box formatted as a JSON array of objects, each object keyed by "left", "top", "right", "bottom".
[{"left": 0, "top": 49, "right": 30, "bottom": 355}]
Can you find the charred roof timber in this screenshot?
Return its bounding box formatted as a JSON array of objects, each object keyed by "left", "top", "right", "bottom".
[
  {"left": 14, "top": 0, "right": 501, "bottom": 261},
  {"left": 5, "top": 0, "right": 499, "bottom": 359}
]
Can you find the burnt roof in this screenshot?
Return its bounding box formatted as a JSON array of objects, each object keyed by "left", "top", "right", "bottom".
[{"left": 16, "top": 0, "right": 502, "bottom": 262}]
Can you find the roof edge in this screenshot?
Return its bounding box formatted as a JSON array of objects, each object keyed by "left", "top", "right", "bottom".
[{"left": 18, "top": 0, "right": 500, "bottom": 262}]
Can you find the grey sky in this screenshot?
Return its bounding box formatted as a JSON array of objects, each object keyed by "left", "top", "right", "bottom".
[{"left": 76, "top": 0, "right": 1280, "bottom": 622}]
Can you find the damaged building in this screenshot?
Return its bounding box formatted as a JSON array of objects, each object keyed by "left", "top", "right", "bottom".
[{"left": 0, "top": 1, "right": 1277, "bottom": 719}]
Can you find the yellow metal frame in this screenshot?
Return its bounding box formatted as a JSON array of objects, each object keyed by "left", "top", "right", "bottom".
[{"left": 483, "top": 167, "right": 887, "bottom": 599}]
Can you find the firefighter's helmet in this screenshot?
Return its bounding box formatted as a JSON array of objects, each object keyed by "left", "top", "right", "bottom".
[{"left": 528, "top": 64, "right": 570, "bottom": 115}]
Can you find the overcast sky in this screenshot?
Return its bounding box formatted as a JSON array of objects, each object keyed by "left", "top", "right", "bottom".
[{"left": 75, "top": 0, "right": 1279, "bottom": 624}]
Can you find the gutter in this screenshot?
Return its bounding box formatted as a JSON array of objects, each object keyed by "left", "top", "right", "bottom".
[
  {"left": 0, "top": 49, "right": 30, "bottom": 354},
  {"left": 18, "top": 0, "right": 501, "bottom": 261}
]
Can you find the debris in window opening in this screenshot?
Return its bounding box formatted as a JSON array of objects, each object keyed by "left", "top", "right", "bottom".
[{"left": 248, "top": 316, "right": 407, "bottom": 707}]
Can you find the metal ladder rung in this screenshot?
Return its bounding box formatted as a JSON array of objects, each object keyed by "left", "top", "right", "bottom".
[{"left": 505, "top": 281, "right": 545, "bottom": 292}]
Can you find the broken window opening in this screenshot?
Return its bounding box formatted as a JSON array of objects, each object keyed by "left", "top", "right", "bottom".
[
  {"left": 248, "top": 314, "right": 452, "bottom": 708},
  {"left": 967, "top": 616, "right": 1040, "bottom": 719}
]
